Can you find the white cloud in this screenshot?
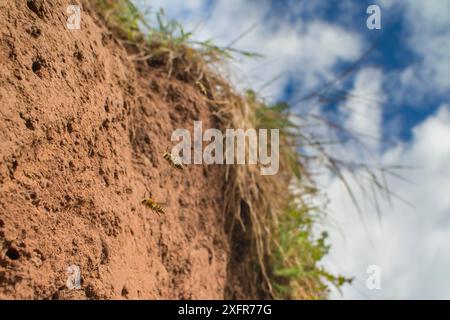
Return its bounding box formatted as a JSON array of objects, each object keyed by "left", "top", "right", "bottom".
[
  {"left": 323, "top": 104, "right": 450, "bottom": 299},
  {"left": 379, "top": 0, "right": 450, "bottom": 101},
  {"left": 403, "top": 0, "right": 450, "bottom": 94}
]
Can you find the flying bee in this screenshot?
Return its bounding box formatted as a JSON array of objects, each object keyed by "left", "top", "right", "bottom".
[
  {"left": 195, "top": 80, "right": 208, "bottom": 96},
  {"left": 163, "top": 152, "right": 183, "bottom": 170},
  {"left": 142, "top": 197, "right": 166, "bottom": 215}
]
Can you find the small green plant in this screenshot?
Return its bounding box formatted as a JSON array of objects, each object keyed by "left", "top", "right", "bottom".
[
  {"left": 95, "top": 0, "right": 142, "bottom": 41},
  {"left": 271, "top": 195, "right": 353, "bottom": 299}
]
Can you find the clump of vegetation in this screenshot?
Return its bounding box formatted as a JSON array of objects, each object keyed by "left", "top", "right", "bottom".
[
  {"left": 234, "top": 91, "right": 354, "bottom": 299},
  {"left": 271, "top": 190, "right": 352, "bottom": 298},
  {"left": 93, "top": 0, "right": 362, "bottom": 299},
  {"left": 95, "top": 0, "right": 257, "bottom": 83}
]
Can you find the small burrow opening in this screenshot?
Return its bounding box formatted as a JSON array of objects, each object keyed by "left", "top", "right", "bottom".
[
  {"left": 27, "top": 26, "right": 41, "bottom": 38},
  {"left": 32, "top": 57, "right": 45, "bottom": 74},
  {"left": 25, "top": 119, "right": 35, "bottom": 130},
  {"left": 26, "top": 0, "right": 44, "bottom": 18},
  {"left": 6, "top": 247, "right": 20, "bottom": 260},
  {"left": 67, "top": 121, "right": 74, "bottom": 133},
  {"left": 8, "top": 159, "right": 18, "bottom": 177},
  {"left": 74, "top": 51, "right": 84, "bottom": 61}
]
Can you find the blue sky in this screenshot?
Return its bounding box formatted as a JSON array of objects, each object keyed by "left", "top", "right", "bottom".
[{"left": 135, "top": 0, "right": 450, "bottom": 299}]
